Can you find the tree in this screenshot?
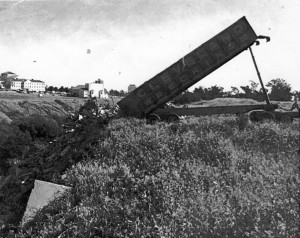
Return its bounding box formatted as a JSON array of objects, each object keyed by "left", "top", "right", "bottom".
[
  {"left": 193, "top": 86, "right": 205, "bottom": 97},
  {"left": 119, "top": 90, "right": 126, "bottom": 96},
  {"left": 240, "top": 85, "right": 252, "bottom": 97},
  {"left": 109, "top": 89, "right": 120, "bottom": 96},
  {"left": 47, "top": 86, "right": 54, "bottom": 92},
  {"left": 193, "top": 85, "right": 224, "bottom": 100},
  {"left": 230, "top": 86, "right": 240, "bottom": 96},
  {"left": 266, "top": 78, "right": 292, "bottom": 101},
  {"left": 250, "top": 80, "right": 259, "bottom": 92},
  {"left": 59, "top": 86, "right": 65, "bottom": 92},
  {"left": 2, "top": 78, "right": 11, "bottom": 89},
  {"left": 204, "top": 85, "right": 224, "bottom": 100},
  {"left": 173, "top": 90, "right": 201, "bottom": 104}
]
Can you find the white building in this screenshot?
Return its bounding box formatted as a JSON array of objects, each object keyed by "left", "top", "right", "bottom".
[
  {"left": 9, "top": 79, "right": 46, "bottom": 92},
  {"left": 23, "top": 79, "right": 46, "bottom": 92},
  {"left": 10, "top": 79, "right": 24, "bottom": 90},
  {"left": 86, "top": 79, "right": 109, "bottom": 99},
  {"left": 0, "top": 80, "right": 5, "bottom": 89}
]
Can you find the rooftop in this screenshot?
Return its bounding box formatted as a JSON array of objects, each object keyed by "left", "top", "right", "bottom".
[
  {"left": 30, "top": 79, "right": 44, "bottom": 83},
  {"left": 11, "top": 79, "right": 24, "bottom": 82},
  {"left": 1, "top": 71, "right": 16, "bottom": 75}
]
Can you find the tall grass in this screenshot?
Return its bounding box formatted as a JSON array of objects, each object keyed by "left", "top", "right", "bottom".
[{"left": 17, "top": 116, "right": 300, "bottom": 237}]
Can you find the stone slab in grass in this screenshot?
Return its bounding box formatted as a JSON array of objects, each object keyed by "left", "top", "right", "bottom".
[{"left": 22, "top": 180, "right": 70, "bottom": 225}]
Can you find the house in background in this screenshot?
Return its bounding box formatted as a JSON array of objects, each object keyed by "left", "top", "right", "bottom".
[
  {"left": 9, "top": 79, "right": 46, "bottom": 92},
  {"left": 72, "top": 79, "right": 108, "bottom": 99},
  {"left": 23, "top": 79, "right": 46, "bottom": 92},
  {"left": 0, "top": 71, "right": 18, "bottom": 79},
  {"left": 0, "top": 71, "right": 18, "bottom": 89},
  {"left": 78, "top": 87, "right": 89, "bottom": 98},
  {"left": 87, "top": 79, "right": 109, "bottom": 99},
  {"left": 10, "top": 79, "right": 24, "bottom": 90},
  {"left": 0, "top": 79, "right": 4, "bottom": 89},
  {"left": 0, "top": 72, "right": 45, "bottom": 92},
  {"left": 128, "top": 84, "right": 136, "bottom": 93},
  {"left": 70, "top": 85, "right": 86, "bottom": 96}
]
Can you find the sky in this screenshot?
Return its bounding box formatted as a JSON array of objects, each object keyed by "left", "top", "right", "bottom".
[{"left": 0, "top": 0, "right": 299, "bottom": 92}]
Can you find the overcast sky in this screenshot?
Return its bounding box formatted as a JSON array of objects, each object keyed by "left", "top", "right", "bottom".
[{"left": 0, "top": 0, "right": 299, "bottom": 92}]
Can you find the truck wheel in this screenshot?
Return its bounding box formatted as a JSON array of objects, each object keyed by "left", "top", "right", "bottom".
[
  {"left": 250, "top": 111, "right": 275, "bottom": 122},
  {"left": 280, "top": 115, "right": 293, "bottom": 123},
  {"left": 249, "top": 111, "right": 258, "bottom": 122},
  {"left": 166, "top": 114, "right": 180, "bottom": 123},
  {"left": 261, "top": 111, "right": 275, "bottom": 122},
  {"left": 146, "top": 114, "right": 161, "bottom": 124}
]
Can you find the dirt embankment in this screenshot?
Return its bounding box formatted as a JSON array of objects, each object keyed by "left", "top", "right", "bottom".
[{"left": 0, "top": 92, "right": 86, "bottom": 123}]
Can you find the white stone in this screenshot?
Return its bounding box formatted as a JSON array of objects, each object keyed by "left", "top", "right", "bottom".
[{"left": 22, "top": 180, "right": 70, "bottom": 225}]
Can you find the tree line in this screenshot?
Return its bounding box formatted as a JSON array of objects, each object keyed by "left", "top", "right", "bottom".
[
  {"left": 40, "top": 78, "right": 300, "bottom": 103},
  {"left": 172, "top": 78, "right": 300, "bottom": 104}
]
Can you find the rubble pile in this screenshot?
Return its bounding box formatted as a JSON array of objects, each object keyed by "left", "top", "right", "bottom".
[{"left": 0, "top": 98, "right": 119, "bottom": 233}]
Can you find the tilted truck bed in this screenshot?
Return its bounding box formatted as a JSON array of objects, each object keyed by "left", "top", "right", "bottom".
[{"left": 118, "top": 16, "right": 257, "bottom": 118}]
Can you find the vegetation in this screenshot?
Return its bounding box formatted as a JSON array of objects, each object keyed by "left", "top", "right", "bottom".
[
  {"left": 0, "top": 115, "right": 62, "bottom": 175},
  {"left": 1, "top": 78, "right": 299, "bottom": 237},
  {"left": 46, "top": 86, "right": 70, "bottom": 93},
  {"left": 173, "top": 78, "right": 296, "bottom": 104},
  {"left": 109, "top": 89, "right": 127, "bottom": 97},
  {"left": 266, "top": 79, "right": 293, "bottom": 101},
  {"left": 14, "top": 116, "right": 299, "bottom": 237}
]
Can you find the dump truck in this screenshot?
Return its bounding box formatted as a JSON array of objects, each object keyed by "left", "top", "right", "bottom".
[{"left": 117, "top": 16, "right": 299, "bottom": 123}]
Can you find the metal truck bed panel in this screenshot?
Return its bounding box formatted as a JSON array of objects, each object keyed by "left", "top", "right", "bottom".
[{"left": 118, "top": 16, "right": 257, "bottom": 118}]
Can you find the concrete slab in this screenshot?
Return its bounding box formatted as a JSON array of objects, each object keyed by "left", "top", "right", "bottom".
[{"left": 22, "top": 180, "right": 70, "bottom": 225}]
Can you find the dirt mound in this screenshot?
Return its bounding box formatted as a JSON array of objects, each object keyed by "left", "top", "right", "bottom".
[
  {"left": 0, "top": 93, "right": 86, "bottom": 123},
  {"left": 189, "top": 97, "right": 261, "bottom": 107}
]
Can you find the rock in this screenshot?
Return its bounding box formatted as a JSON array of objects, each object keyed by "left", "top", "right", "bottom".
[{"left": 21, "top": 180, "right": 70, "bottom": 225}]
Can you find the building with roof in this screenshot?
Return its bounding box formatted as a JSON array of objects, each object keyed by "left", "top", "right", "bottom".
[
  {"left": 87, "top": 79, "right": 108, "bottom": 99},
  {"left": 23, "top": 79, "right": 46, "bottom": 92},
  {"left": 128, "top": 84, "right": 136, "bottom": 93},
  {"left": 10, "top": 79, "right": 24, "bottom": 90},
  {"left": 70, "top": 85, "right": 86, "bottom": 96},
  {"left": 0, "top": 79, "right": 4, "bottom": 89},
  {"left": 9, "top": 79, "right": 46, "bottom": 92},
  {"left": 0, "top": 71, "right": 18, "bottom": 79},
  {"left": 72, "top": 79, "right": 108, "bottom": 99}
]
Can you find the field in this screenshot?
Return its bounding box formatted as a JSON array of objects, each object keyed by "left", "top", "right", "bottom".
[
  {"left": 16, "top": 115, "right": 300, "bottom": 237},
  {"left": 0, "top": 91, "right": 299, "bottom": 237}
]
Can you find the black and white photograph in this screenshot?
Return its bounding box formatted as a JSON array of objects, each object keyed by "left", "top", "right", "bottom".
[{"left": 0, "top": 0, "right": 299, "bottom": 237}]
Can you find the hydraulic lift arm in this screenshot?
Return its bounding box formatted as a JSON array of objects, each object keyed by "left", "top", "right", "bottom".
[{"left": 249, "top": 35, "right": 276, "bottom": 110}]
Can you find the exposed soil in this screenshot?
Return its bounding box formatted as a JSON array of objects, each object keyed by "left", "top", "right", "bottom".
[{"left": 0, "top": 91, "right": 100, "bottom": 123}]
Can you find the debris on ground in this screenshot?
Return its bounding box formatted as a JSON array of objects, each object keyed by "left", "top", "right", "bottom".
[{"left": 0, "top": 98, "right": 119, "bottom": 235}]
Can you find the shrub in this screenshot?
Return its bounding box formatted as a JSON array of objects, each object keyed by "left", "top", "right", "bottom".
[
  {"left": 0, "top": 115, "right": 62, "bottom": 175},
  {"left": 0, "top": 121, "right": 32, "bottom": 175},
  {"left": 16, "top": 117, "right": 300, "bottom": 237},
  {"left": 15, "top": 115, "right": 62, "bottom": 141}
]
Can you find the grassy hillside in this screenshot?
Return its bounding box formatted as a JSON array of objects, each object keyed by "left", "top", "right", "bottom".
[
  {"left": 0, "top": 91, "right": 121, "bottom": 123},
  {"left": 0, "top": 91, "right": 86, "bottom": 123},
  {"left": 16, "top": 116, "right": 299, "bottom": 238}
]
